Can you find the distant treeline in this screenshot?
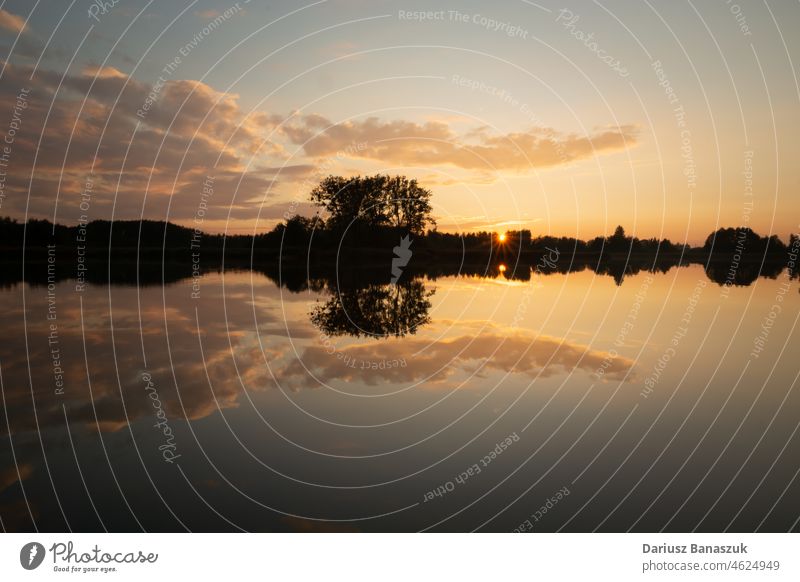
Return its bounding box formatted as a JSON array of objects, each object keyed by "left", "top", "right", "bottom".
[
  {"left": 3, "top": 173, "right": 797, "bottom": 290},
  {"left": 1, "top": 215, "right": 795, "bottom": 259},
  {"left": 2, "top": 171, "right": 796, "bottom": 263},
  {"left": 1, "top": 214, "right": 798, "bottom": 289}
]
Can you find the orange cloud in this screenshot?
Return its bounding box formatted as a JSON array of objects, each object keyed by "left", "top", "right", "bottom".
[
  {"left": 0, "top": 59, "right": 638, "bottom": 228},
  {"left": 81, "top": 65, "right": 129, "bottom": 79},
  {"left": 195, "top": 9, "right": 221, "bottom": 19},
  {"left": 0, "top": 9, "right": 26, "bottom": 33},
  {"left": 0, "top": 60, "right": 284, "bottom": 224},
  {"left": 286, "top": 115, "right": 638, "bottom": 172}
]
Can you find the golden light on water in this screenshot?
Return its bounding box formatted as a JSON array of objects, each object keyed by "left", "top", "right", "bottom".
[{"left": 498, "top": 264, "right": 507, "bottom": 273}]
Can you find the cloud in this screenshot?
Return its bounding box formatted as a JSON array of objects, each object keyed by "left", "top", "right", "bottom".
[
  {"left": 81, "top": 64, "right": 129, "bottom": 79},
  {"left": 0, "top": 9, "right": 26, "bottom": 33},
  {"left": 0, "top": 464, "right": 32, "bottom": 493},
  {"left": 195, "top": 9, "right": 221, "bottom": 19},
  {"left": 0, "top": 9, "right": 53, "bottom": 59},
  {"left": 0, "top": 60, "right": 284, "bottom": 224},
  {"left": 285, "top": 114, "right": 638, "bottom": 172},
  {"left": 0, "top": 58, "right": 639, "bottom": 228},
  {"left": 434, "top": 216, "right": 541, "bottom": 232}
]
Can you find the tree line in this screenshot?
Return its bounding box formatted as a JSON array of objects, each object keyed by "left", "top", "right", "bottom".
[{"left": 1, "top": 175, "right": 797, "bottom": 264}]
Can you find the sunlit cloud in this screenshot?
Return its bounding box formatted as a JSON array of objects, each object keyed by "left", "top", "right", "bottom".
[
  {"left": 0, "top": 57, "right": 637, "bottom": 230},
  {"left": 434, "top": 216, "right": 542, "bottom": 232},
  {"left": 0, "top": 60, "right": 283, "bottom": 224},
  {"left": 194, "top": 9, "right": 222, "bottom": 19},
  {"left": 285, "top": 114, "right": 639, "bottom": 172},
  {"left": 0, "top": 9, "right": 26, "bottom": 33}
]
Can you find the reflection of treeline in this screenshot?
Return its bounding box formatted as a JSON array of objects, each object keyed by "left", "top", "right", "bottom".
[
  {"left": 1, "top": 216, "right": 798, "bottom": 289},
  {"left": 310, "top": 280, "right": 434, "bottom": 338}
]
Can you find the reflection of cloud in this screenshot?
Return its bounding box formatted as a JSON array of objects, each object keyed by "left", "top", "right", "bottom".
[
  {"left": 0, "top": 279, "right": 259, "bottom": 437},
  {"left": 0, "top": 273, "right": 357, "bottom": 440},
  {"left": 0, "top": 464, "right": 32, "bottom": 493},
  {"left": 0, "top": 272, "right": 635, "bottom": 442},
  {"left": 285, "top": 114, "right": 638, "bottom": 172},
  {"left": 282, "top": 327, "right": 635, "bottom": 388}
]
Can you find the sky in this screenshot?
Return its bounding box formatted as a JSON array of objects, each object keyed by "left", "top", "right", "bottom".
[{"left": 0, "top": 0, "right": 798, "bottom": 244}]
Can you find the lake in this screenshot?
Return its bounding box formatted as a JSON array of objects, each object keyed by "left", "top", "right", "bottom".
[{"left": 1, "top": 262, "right": 798, "bottom": 532}]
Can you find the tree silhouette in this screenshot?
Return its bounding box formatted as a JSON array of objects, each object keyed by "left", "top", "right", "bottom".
[
  {"left": 310, "top": 279, "right": 434, "bottom": 338},
  {"left": 607, "top": 225, "right": 630, "bottom": 252},
  {"left": 309, "top": 174, "right": 434, "bottom": 234}
]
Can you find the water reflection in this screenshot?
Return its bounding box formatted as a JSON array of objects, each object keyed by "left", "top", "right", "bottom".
[
  {"left": 5, "top": 243, "right": 798, "bottom": 292},
  {"left": 285, "top": 324, "right": 635, "bottom": 390},
  {"left": 0, "top": 262, "right": 798, "bottom": 532}
]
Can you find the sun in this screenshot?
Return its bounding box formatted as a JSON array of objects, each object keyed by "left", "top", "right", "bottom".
[{"left": 498, "top": 232, "right": 507, "bottom": 242}]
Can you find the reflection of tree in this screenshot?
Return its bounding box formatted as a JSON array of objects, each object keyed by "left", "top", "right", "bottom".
[
  {"left": 310, "top": 280, "right": 434, "bottom": 338},
  {"left": 594, "top": 260, "right": 632, "bottom": 286}
]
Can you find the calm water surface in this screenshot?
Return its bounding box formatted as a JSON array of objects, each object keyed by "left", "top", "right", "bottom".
[{"left": 1, "top": 264, "right": 798, "bottom": 531}]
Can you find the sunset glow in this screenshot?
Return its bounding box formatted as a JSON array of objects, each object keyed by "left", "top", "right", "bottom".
[{"left": 0, "top": 0, "right": 798, "bottom": 558}]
